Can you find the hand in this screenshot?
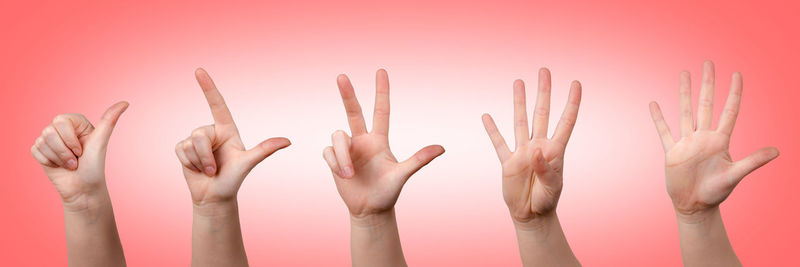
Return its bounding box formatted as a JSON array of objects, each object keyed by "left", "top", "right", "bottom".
[
  {"left": 322, "top": 69, "right": 445, "bottom": 218},
  {"left": 649, "top": 61, "right": 779, "bottom": 221},
  {"left": 175, "top": 68, "right": 291, "bottom": 208},
  {"left": 482, "top": 68, "right": 582, "bottom": 225},
  {"left": 30, "top": 102, "right": 129, "bottom": 211}
]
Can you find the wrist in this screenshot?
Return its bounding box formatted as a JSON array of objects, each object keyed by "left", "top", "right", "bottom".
[
  {"left": 193, "top": 199, "right": 239, "bottom": 218},
  {"left": 512, "top": 211, "right": 558, "bottom": 232},
  {"left": 675, "top": 206, "right": 721, "bottom": 225},
  {"left": 61, "top": 187, "right": 112, "bottom": 214},
  {"left": 350, "top": 208, "right": 397, "bottom": 229}
]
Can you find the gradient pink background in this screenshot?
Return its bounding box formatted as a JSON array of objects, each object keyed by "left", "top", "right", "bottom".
[{"left": 2, "top": 0, "right": 798, "bottom": 266}]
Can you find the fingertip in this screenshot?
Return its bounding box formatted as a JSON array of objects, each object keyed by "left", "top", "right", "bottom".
[
  {"left": 204, "top": 166, "right": 216, "bottom": 177},
  {"left": 195, "top": 67, "right": 207, "bottom": 77},
  {"left": 73, "top": 146, "right": 83, "bottom": 157},
  {"left": 649, "top": 101, "right": 660, "bottom": 110},
  {"left": 341, "top": 165, "right": 354, "bottom": 178},
  {"left": 376, "top": 68, "right": 388, "bottom": 76},
  {"left": 703, "top": 60, "right": 714, "bottom": 67},
  {"left": 333, "top": 129, "right": 349, "bottom": 139},
  {"left": 538, "top": 67, "right": 550, "bottom": 76},
  {"left": 433, "top": 144, "right": 445, "bottom": 154},
  {"left": 513, "top": 79, "right": 525, "bottom": 87},
  {"left": 65, "top": 159, "right": 77, "bottom": 170},
  {"left": 571, "top": 80, "right": 581, "bottom": 88},
  {"left": 116, "top": 101, "right": 130, "bottom": 113},
  {"left": 337, "top": 74, "right": 349, "bottom": 83},
  {"left": 533, "top": 147, "right": 546, "bottom": 163},
  {"left": 272, "top": 137, "right": 292, "bottom": 148},
  {"left": 768, "top": 146, "right": 780, "bottom": 158}
]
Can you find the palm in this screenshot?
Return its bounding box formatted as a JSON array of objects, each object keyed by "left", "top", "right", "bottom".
[
  {"left": 183, "top": 134, "right": 248, "bottom": 204},
  {"left": 333, "top": 134, "right": 404, "bottom": 216},
  {"left": 502, "top": 140, "right": 565, "bottom": 220},
  {"left": 324, "top": 70, "right": 444, "bottom": 218},
  {"left": 483, "top": 70, "right": 582, "bottom": 223},
  {"left": 43, "top": 138, "right": 105, "bottom": 203},
  {"left": 649, "top": 61, "right": 779, "bottom": 216},
  {"left": 665, "top": 131, "right": 738, "bottom": 214}
]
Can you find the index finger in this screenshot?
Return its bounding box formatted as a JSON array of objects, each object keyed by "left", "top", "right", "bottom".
[{"left": 195, "top": 68, "right": 235, "bottom": 126}]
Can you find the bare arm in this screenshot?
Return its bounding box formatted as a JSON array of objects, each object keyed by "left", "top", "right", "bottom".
[
  {"left": 350, "top": 209, "right": 406, "bottom": 267},
  {"left": 31, "top": 102, "right": 130, "bottom": 266},
  {"left": 176, "top": 69, "right": 290, "bottom": 267},
  {"left": 322, "top": 69, "right": 444, "bottom": 267},
  {"left": 482, "top": 69, "right": 582, "bottom": 266},
  {"left": 649, "top": 61, "right": 778, "bottom": 266}
]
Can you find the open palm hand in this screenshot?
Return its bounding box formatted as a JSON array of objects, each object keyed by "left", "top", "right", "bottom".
[
  {"left": 649, "top": 61, "right": 778, "bottom": 218},
  {"left": 482, "top": 69, "right": 582, "bottom": 223}
]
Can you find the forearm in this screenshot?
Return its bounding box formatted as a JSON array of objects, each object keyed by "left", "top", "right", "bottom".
[
  {"left": 192, "top": 200, "right": 248, "bottom": 267},
  {"left": 350, "top": 208, "right": 407, "bottom": 267},
  {"left": 514, "top": 213, "right": 580, "bottom": 267},
  {"left": 676, "top": 207, "right": 741, "bottom": 267},
  {"left": 63, "top": 189, "right": 126, "bottom": 267}
]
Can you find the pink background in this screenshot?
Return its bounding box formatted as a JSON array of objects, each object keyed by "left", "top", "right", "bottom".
[{"left": 1, "top": 0, "right": 798, "bottom": 266}]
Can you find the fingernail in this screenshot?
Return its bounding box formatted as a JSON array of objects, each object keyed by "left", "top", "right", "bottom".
[
  {"left": 342, "top": 166, "right": 353, "bottom": 177},
  {"left": 204, "top": 166, "right": 216, "bottom": 176},
  {"left": 74, "top": 148, "right": 82, "bottom": 157},
  {"left": 66, "top": 159, "right": 77, "bottom": 170}
]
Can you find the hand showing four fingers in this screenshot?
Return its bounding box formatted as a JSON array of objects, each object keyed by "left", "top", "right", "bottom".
[
  {"left": 175, "top": 69, "right": 291, "bottom": 207},
  {"left": 31, "top": 102, "right": 129, "bottom": 211},
  {"left": 322, "top": 69, "right": 445, "bottom": 218},
  {"left": 482, "top": 69, "right": 582, "bottom": 225},
  {"left": 649, "top": 61, "right": 779, "bottom": 221}
]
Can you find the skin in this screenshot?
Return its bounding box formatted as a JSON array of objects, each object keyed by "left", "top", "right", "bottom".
[
  {"left": 322, "top": 69, "right": 445, "bottom": 267},
  {"left": 649, "top": 61, "right": 779, "bottom": 267},
  {"left": 30, "top": 102, "right": 130, "bottom": 267},
  {"left": 175, "top": 69, "right": 291, "bottom": 267},
  {"left": 482, "top": 68, "right": 582, "bottom": 266}
]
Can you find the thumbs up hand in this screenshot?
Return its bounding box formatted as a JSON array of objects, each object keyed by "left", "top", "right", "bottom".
[
  {"left": 176, "top": 69, "right": 291, "bottom": 208},
  {"left": 31, "top": 102, "right": 129, "bottom": 212}
]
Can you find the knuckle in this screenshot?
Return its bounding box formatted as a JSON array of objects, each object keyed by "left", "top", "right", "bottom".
[
  {"left": 42, "top": 126, "right": 55, "bottom": 136},
  {"left": 698, "top": 98, "right": 713, "bottom": 108},
  {"left": 191, "top": 128, "right": 206, "bottom": 138},
  {"left": 175, "top": 141, "right": 184, "bottom": 153},
  {"left": 534, "top": 107, "right": 550, "bottom": 117},
  {"left": 182, "top": 140, "right": 194, "bottom": 151},
  {"left": 560, "top": 116, "right": 576, "bottom": 127},
  {"left": 52, "top": 114, "right": 68, "bottom": 124}
]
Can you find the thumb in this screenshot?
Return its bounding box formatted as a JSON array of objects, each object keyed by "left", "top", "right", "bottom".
[
  {"left": 729, "top": 146, "right": 779, "bottom": 184},
  {"left": 531, "top": 148, "right": 558, "bottom": 185},
  {"left": 241, "top": 137, "right": 291, "bottom": 170},
  {"left": 398, "top": 145, "right": 445, "bottom": 182},
  {"left": 87, "top": 101, "right": 129, "bottom": 149}
]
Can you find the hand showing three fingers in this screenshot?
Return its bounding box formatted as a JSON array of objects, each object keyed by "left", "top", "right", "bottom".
[
  {"left": 482, "top": 69, "right": 582, "bottom": 225},
  {"left": 31, "top": 102, "right": 129, "bottom": 211},
  {"left": 322, "top": 69, "right": 445, "bottom": 218},
  {"left": 176, "top": 69, "right": 291, "bottom": 207},
  {"left": 649, "top": 61, "right": 779, "bottom": 221}
]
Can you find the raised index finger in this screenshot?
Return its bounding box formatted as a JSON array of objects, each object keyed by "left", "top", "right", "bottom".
[{"left": 195, "top": 68, "right": 235, "bottom": 126}]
